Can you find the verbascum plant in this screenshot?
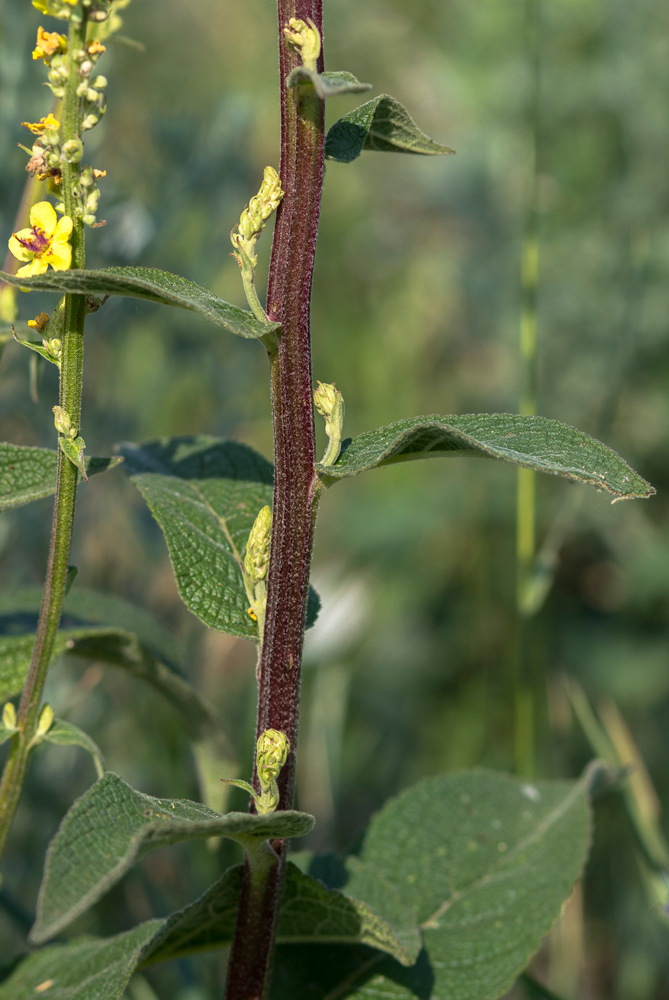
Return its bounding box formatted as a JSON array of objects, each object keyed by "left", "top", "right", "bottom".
[{"left": 0, "top": 2, "right": 657, "bottom": 999}]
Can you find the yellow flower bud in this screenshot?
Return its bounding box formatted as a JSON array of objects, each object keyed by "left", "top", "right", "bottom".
[
  {"left": 36, "top": 703, "right": 54, "bottom": 738},
  {"left": 284, "top": 17, "right": 321, "bottom": 71},
  {"left": 314, "top": 382, "right": 345, "bottom": 466},
  {"left": 244, "top": 505, "right": 272, "bottom": 585},
  {"left": 2, "top": 702, "right": 17, "bottom": 731}
]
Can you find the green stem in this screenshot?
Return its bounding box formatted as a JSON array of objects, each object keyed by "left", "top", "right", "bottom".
[
  {"left": 0, "top": 8, "right": 88, "bottom": 860},
  {"left": 514, "top": 0, "right": 541, "bottom": 778}
]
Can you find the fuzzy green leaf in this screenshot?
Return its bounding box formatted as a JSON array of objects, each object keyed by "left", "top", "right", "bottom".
[
  {"left": 0, "top": 588, "right": 233, "bottom": 767},
  {"left": 117, "top": 436, "right": 320, "bottom": 639},
  {"left": 0, "top": 922, "right": 163, "bottom": 1000},
  {"left": 31, "top": 771, "right": 314, "bottom": 943},
  {"left": 0, "top": 586, "right": 185, "bottom": 703},
  {"left": 1, "top": 864, "right": 406, "bottom": 999},
  {"left": 0, "top": 267, "right": 280, "bottom": 341},
  {"left": 270, "top": 768, "right": 596, "bottom": 999},
  {"left": 0, "top": 442, "right": 121, "bottom": 510},
  {"left": 141, "top": 862, "right": 409, "bottom": 967},
  {"left": 42, "top": 718, "right": 105, "bottom": 779},
  {"left": 325, "top": 94, "right": 455, "bottom": 163},
  {"left": 286, "top": 67, "right": 372, "bottom": 99},
  {"left": 319, "top": 414, "right": 655, "bottom": 500},
  {"left": 0, "top": 628, "right": 125, "bottom": 703}
]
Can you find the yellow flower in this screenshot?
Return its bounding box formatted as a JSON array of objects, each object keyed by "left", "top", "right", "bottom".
[
  {"left": 87, "top": 39, "right": 106, "bottom": 56},
  {"left": 22, "top": 114, "right": 60, "bottom": 135},
  {"left": 8, "top": 202, "right": 73, "bottom": 277},
  {"left": 32, "top": 26, "right": 67, "bottom": 63}
]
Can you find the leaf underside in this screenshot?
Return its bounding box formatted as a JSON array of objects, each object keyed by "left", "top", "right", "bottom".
[
  {"left": 0, "top": 267, "right": 279, "bottom": 341},
  {"left": 0, "top": 586, "right": 184, "bottom": 703},
  {"left": 31, "top": 771, "right": 314, "bottom": 944},
  {"left": 0, "top": 442, "right": 121, "bottom": 510},
  {"left": 286, "top": 67, "right": 372, "bottom": 99},
  {"left": 325, "top": 94, "right": 455, "bottom": 163},
  {"left": 117, "top": 436, "right": 320, "bottom": 639},
  {"left": 319, "top": 413, "right": 654, "bottom": 500}
]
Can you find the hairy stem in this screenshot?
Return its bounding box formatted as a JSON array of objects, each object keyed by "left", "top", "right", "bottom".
[
  {"left": 0, "top": 10, "right": 87, "bottom": 859},
  {"left": 224, "top": 2, "right": 325, "bottom": 997}
]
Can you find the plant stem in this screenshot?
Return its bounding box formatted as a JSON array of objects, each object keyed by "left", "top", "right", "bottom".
[
  {"left": 514, "top": 0, "right": 541, "bottom": 778},
  {"left": 224, "top": 2, "right": 324, "bottom": 997},
  {"left": 0, "top": 10, "right": 87, "bottom": 860}
]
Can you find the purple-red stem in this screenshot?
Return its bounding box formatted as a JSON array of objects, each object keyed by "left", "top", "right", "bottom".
[{"left": 223, "top": 2, "right": 324, "bottom": 998}]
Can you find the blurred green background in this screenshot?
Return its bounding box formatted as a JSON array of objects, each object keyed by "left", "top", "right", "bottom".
[{"left": 1, "top": 0, "right": 668, "bottom": 996}]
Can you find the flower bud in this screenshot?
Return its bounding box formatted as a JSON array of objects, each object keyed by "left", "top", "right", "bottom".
[
  {"left": 314, "top": 382, "right": 345, "bottom": 466},
  {"left": 244, "top": 505, "right": 272, "bottom": 586},
  {"left": 62, "top": 138, "right": 83, "bottom": 163},
  {"left": 36, "top": 703, "right": 54, "bottom": 738},
  {"left": 53, "top": 405, "right": 75, "bottom": 439},
  {"left": 284, "top": 17, "right": 321, "bottom": 71},
  {"left": 2, "top": 702, "right": 17, "bottom": 731}
]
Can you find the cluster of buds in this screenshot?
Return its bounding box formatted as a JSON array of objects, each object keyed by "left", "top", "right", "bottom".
[
  {"left": 22, "top": 114, "right": 63, "bottom": 190},
  {"left": 32, "top": 0, "right": 110, "bottom": 22},
  {"left": 13, "top": 307, "right": 64, "bottom": 368},
  {"left": 77, "top": 39, "right": 108, "bottom": 131},
  {"left": 53, "top": 405, "right": 88, "bottom": 480},
  {"left": 25, "top": 25, "right": 108, "bottom": 227},
  {"left": 231, "top": 166, "right": 284, "bottom": 272},
  {"left": 255, "top": 729, "right": 290, "bottom": 814},
  {"left": 65, "top": 164, "right": 107, "bottom": 227},
  {"left": 284, "top": 17, "right": 321, "bottom": 72},
  {"left": 243, "top": 505, "right": 272, "bottom": 638},
  {"left": 221, "top": 729, "right": 290, "bottom": 815},
  {"left": 231, "top": 166, "right": 284, "bottom": 322},
  {"left": 314, "top": 381, "right": 345, "bottom": 467}
]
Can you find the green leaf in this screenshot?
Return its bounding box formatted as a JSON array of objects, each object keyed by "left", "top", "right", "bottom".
[
  {"left": 0, "top": 442, "right": 121, "bottom": 510},
  {"left": 270, "top": 944, "right": 431, "bottom": 1000},
  {"left": 286, "top": 67, "right": 372, "bottom": 99},
  {"left": 31, "top": 771, "right": 314, "bottom": 943},
  {"left": 0, "top": 588, "right": 234, "bottom": 774},
  {"left": 0, "top": 628, "right": 125, "bottom": 703},
  {"left": 58, "top": 433, "right": 87, "bottom": 480},
  {"left": 325, "top": 767, "right": 596, "bottom": 1000},
  {"left": 0, "top": 267, "right": 280, "bottom": 341},
  {"left": 519, "top": 973, "right": 568, "bottom": 1000},
  {"left": 319, "top": 414, "right": 655, "bottom": 500},
  {"left": 1, "top": 864, "right": 405, "bottom": 999},
  {"left": 325, "top": 94, "right": 455, "bottom": 163},
  {"left": 0, "top": 921, "right": 163, "bottom": 1000},
  {"left": 0, "top": 586, "right": 184, "bottom": 701},
  {"left": 141, "top": 862, "right": 408, "bottom": 967},
  {"left": 117, "top": 436, "right": 320, "bottom": 639},
  {"left": 41, "top": 718, "right": 105, "bottom": 779}
]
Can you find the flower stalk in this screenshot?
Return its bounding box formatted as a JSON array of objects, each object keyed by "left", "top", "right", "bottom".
[
  {"left": 0, "top": 5, "right": 91, "bottom": 858},
  {"left": 223, "top": 2, "right": 325, "bottom": 997}
]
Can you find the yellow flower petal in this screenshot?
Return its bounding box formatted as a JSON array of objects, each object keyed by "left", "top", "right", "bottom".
[
  {"left": 46, "top": 242, "right": 72, "bottom": 271},
  {"left": 17, "top": 258, "right": 48, "bottom": 277},
  {"left": 22, "top": 115, "right": 60, "bottom": 134},
  {"left": 29, "top": 201, "right": 57, "bottom": 236},
  {"left": 8, "top": 231, "right": 35, "bottom": 262},
  {"left": 53, "top": 215, "right": 73, "bottom": 239}
]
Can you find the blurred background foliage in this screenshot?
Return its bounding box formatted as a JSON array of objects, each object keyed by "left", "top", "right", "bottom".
[{"left": 1, "top": 0, "right": 668, "bottom": 996}]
